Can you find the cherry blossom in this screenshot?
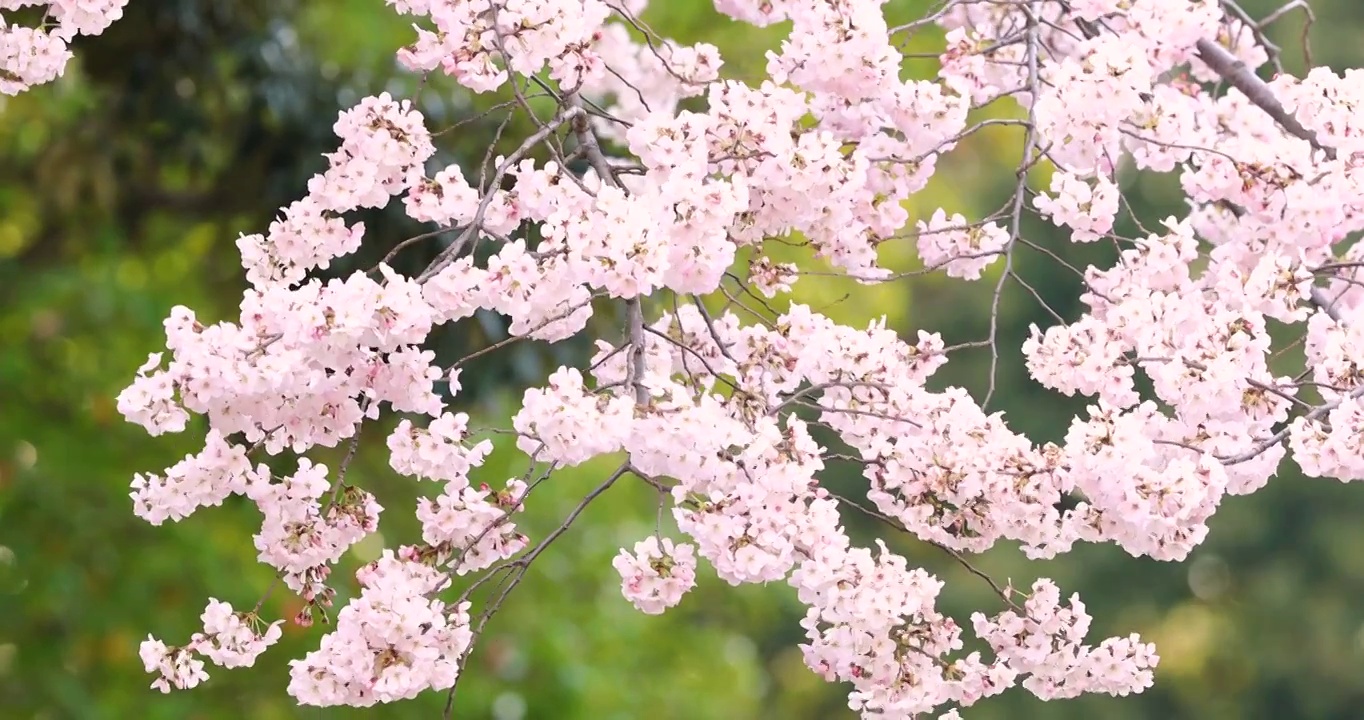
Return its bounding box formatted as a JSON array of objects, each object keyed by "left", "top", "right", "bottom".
[
  {"left": 139, "top": 637, "right": 208, "bottom": 694},
  {"left": 612, "top": 536, "right": 697, "bottom": 614},
  {"left": 56, "top": 0, "right": 1364, "bottom": 716},
  {"left": 1, "top": 0, "right": 126, "bottom": 94},
  {"left": 191, "top": 599, "right": 285, "bottom": 669}
]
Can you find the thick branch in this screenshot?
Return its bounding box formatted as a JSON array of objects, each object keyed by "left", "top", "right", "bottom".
[
  {"left": 565, "top": 93, "right": 650, "bottom": 407},
  {"left": 1193, "top": 38, "right": 1334, "bottom": 161}
]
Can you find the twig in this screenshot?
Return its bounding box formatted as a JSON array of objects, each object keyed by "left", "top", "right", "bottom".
[{"left": 443, "top": 463, "right": 629, "bottom": 718}]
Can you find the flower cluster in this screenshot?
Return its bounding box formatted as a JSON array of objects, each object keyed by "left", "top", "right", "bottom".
[
  {"left": 1033, "top": 172, "right": 1120, "bottom": 243},
  {"left": 139, "top": 638, "right": 207, "bottom": 694},
  {"left": 612, "top": 536, "right": 697, "bottom": 614},
  {"left": 237, "top": 93, "right": 433, "bottom": 286},
  {"left": 287, "top": 553, "right": 475, "bottom": 706},
  {"left": 127, "top": 429, "right": 259, "bottom": 525},
  {"left": 388, "top": 408, "right": 493, "bottom": 484},
  {"left": 972, "top": 581, "right": 1157, "bottom": 700},
  {"left": 416, "top": 477, "right": 530, "bottom": 574},
  {"left": 247, "top": 459, "right": 382, "bottom": 591},
  {"left": 914, "top": 210, "right": 1009, "bottom": 280},
  {"left": 390, "top": 0, "right": 612, "bottom": 92},
  {"left": 192, "top": 599, "right": 285, "bottom": 669},
  {"left": 0, "top": 0, "right": 126, "bottom": 95},
  {"left": 139, "top": 598, "right": 283, "bottom": 693}
]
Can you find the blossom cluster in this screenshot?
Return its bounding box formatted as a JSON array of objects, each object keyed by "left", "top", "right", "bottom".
[
  {"left": 139, "top": 599, "right": 283, "bottom": 693},
  {"left": 0, "top": 0, "right": 126, "bottom": 95},
  {"left": 90, "top": 0, "right": 1364, "bottom": 717},
  {"left": 613, "top": 535, "right": 697, "bottom": 615},
  {"left": 972, "top": 581, "right": 1157, "bottom": 700},
  {"left": 287, "top": 553, "right": 475, "bottom": 706},
  {"left": 390, "top": 0, "right": 612, "bottom": 92}
]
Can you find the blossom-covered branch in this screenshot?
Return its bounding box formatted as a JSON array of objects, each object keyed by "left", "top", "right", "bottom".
[{"left": 89, "top": 0, "right": 1364, "bottom": 717}]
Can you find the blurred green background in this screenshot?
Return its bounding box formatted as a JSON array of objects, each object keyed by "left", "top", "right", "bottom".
[{"left": 4, "top": 1, "right": 1364, "bottom": 718}]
